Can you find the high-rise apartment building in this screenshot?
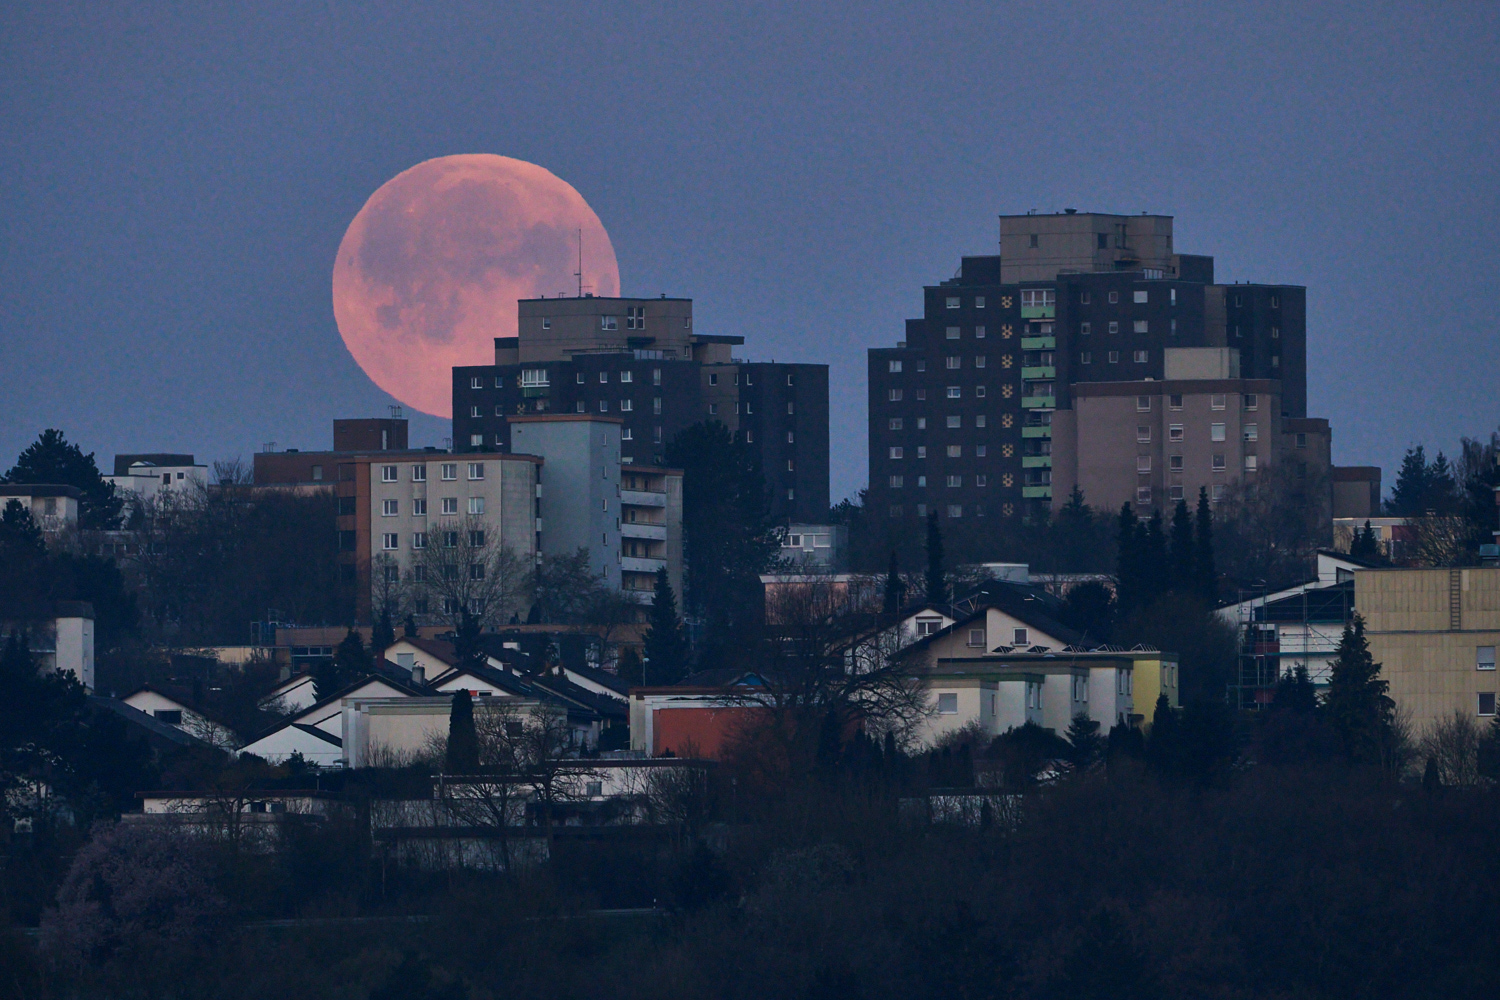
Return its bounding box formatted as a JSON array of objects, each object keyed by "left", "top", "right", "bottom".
[
  {"left": 869, "top": 211, "right": 1325, "bottom": 524},
  {"left": 453, "top": 295, "right": 829, "bottom": 522}
]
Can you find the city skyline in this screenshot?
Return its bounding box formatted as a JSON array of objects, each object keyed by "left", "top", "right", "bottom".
[{"left": 3, "top": 4, "right": 1498, "bottom": 503}]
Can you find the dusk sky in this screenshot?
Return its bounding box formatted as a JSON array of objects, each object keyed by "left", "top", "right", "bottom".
[{"left": 3, "top": 2, "right": 1497, "bottom": 502}]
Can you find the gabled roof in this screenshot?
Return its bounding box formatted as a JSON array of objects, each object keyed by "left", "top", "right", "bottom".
[
  {"left": 290, "top": 723, "right": 342, "bottom": 747},
  {"left": 88, "top": 696, "right": 219, "bottom": 750},
  {"left": 121, "top": 682, "right": 230, "bottom": 725},
  {"left": 678, "top": 668, "right": 767, "bottom": 688},
  {"left": 391, "top": 635, "right": 463, "bottom": 665},
  {"left": 529, "top": 673, "right": 626, "bottom": 720},
  {"left": 905, "top": 584, "right": 1089, "bottom": 654},
  {"left": 558, "top": 662, "right": 631, "bottom": 698},
  {"left": 429, "top": 661, "right": 535, "bottom": 698}
]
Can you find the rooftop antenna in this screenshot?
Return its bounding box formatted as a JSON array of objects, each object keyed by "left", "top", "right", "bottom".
[
  {"left": 575, "top": 227, "right": 583, "bottom": 298},
  {"left": 388, "top": 404, "right": 403, "bottom": 419}
]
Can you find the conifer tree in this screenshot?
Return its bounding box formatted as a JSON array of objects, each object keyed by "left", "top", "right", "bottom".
[
  {"left": 615, "top": 646, "right": 644, "bottom": 687},
  {"left": 925, "top": 510, "right": 947, "bottom": 605},
  {"left": 1322, "top": 612, "right": 1395, "bottom": 766},
  {"left": 404, "top": 614, "right": 419, "bottom": 638},
  {"left": 883, "top": 550, "right": 903, "bottom": 617},
  {"left": 445, "top": 688, "right": 479, "bottom": 772},
  {"left": 1193, "top": 486, "right": 1217, "bottom": 603},
  {"left": 1388, "top": 445, "right": 1431, "bottom": 516},
  {"left": 1145, "top": 694, "right": 1179, "bottom": 774},
  {"left": 642, "top": 567, "right": 689, "bottom": 686},
  {"left": 1168, "top": 499, "right": 1195, "bottom": 594},
  {"left": 1350, "top": 520, "right": 1381, "bottom": 562},
  {"left": 1065, "top": 713, "right": 1104, "bottom": 770},
  {"left": 3, "top": 428, "right": 122, "bottom": 529},
  {"left": 315, "top": 628, "right": 370, "bottom": 700},
  {"left": 371, "top": 607, "right": 396, "bottom": 656},
  {"left": 1115, "top": 503, "right": 1140, "bottom": 615},
  {"left": 1141, "top": 509, "right": 1169, "bottom": 606}
]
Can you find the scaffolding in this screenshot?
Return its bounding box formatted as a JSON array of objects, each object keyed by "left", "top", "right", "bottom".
[{"left": 1229, "top": 581, "right": 1354, "bottom": 711}]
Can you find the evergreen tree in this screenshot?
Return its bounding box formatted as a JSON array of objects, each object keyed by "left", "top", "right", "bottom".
[
  {"left": 641, "top": 567, "right": 689, "bottom": 686},
  {"left": 1145, "top": 694, "right": 1179, "bottom": 774},
  {"left": 404, "top": 614, "right": 419, "bottom": 638},
  {"left": 925, "top": 510, "right": 947, "bottom": 605},
  {"left": 1426, "top": 451, "right": 1458, "bottom": 513},
  {"left": 1322, "top": 613, "right": 1395, "bottom": 766},
  {"left": 3, "top": 428, "right": 123, "bottom": 529},
  {"left": 1141, "top": 509, "right": 1168, "bottom": 606},
  {"left": 883, "top": 550, "right": 903, "bottom": 617},
  {"left": 1168, "top": 500, "right": 1195, "bottom": 594},
  {"left": 1060, "top": 581, "right": 1114, "bottom": 643},
  {"left": 615, "top": 646, "right": 644, "bottom": 687},
  {"left": 445, "top": 688, "right": 479, "bottom": 773},
  {"left": 1270, "top": 664, "right": 1318, "bottom": 715},
  {"left": 1478, "top": 712, "right": 1500, "bottom": 781},
  {"left": 0, "top": 500, "right": 52, "bottom": 621},
  {"left": 1349, "top": 520, "right": 1381, "bottom": 562},
  {"left": 452, "top": 610, "right": 484, "bottom": 667},
  {"left": 315, "top": 628, "right": 370, "bottom": 700},
  {"left": 1065, "top": 713, "right": 1104, "bottom": 770},
  {"left": 371, "top": 607, "right": 396, "bottom": 655},
  {"left": 1193, "top": 487, "right": 1217, "bottom": 603},
  {"left": 1388, "top": 445, "right": 1432, "bottom": 516},
  {"left": 1115, "top": 503, "right": 1140, "bottom": 615}
]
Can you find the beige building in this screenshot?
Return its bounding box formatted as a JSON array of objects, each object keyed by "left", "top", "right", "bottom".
[
  {"left": 998, "top": 211, "right": 1203, "bottom": 285},
  {"left": 1355, "top": 567, "right": 1500, "bottom": 732}
]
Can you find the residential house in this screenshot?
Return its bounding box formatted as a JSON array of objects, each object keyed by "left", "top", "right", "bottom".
[{"left": 122, "top": 683, "right": 240, "bottom": 750}]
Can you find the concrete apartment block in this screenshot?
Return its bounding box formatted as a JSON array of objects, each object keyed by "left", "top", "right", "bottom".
[{"left": 510, "top": 415, "right": 623, "bottom": 590}]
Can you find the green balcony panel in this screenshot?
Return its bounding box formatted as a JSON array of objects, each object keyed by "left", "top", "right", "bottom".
[
  {"left": 1019, "top": 306, "right": 1056, "bottom": 320},
  {"left": 1021, "top": 456, "right": 1053, "bottom": 469},
  {"left": 521, "top": 387, "right": 550, "bottom": 398},
  {"left": 1021, "top": 397, "right": 1056, "bottom": 410},
  {"left": 1021, "top": 425, "right": 1052, "bottom": 438},
  {"left": 1020, "top": 337, "right": 1056, "bottom": 350},
  {"left": 1020, "top": 366, "right": 1056, "bottom": 380},
  {"left": 1021, "top": 486, "right": 1053, "bottom": 499}
]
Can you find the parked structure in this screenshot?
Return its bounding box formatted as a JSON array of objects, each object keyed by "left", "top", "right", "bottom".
[{"left": 451, "top": 293, "right": 830, "bottom": 521}]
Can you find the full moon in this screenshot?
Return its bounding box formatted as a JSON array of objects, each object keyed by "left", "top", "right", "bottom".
[{"left": 332, "top": 154, "right": 620, "bottom": 418}]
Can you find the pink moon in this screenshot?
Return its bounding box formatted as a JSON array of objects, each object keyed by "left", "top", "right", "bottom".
[{"left": 332, "top": 154, "right": 620, "bottom": 418}]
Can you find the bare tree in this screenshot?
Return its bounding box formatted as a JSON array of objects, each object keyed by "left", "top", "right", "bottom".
[
  {"left": 1404, "top": 513, "right": 1473, "bottom": 568},
  {"left": 211, "top": 457, "right": 252, "bottom": 487},
  {"left": 371, "top": 553, "right": 408, "bottom": 624},
  {"left": 1214, "top": 461, "right": 1330, "bottom": 591},
  {"left": 414, "top": 515, "right": 528, "bottom": 631},
  {"left": 1419, "top": 710, "right": 1483, "bottom": 786}
]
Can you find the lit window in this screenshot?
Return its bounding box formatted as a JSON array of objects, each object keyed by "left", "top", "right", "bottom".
[{"left": 469, "top": 434, "right": 483, "bottom": 447}]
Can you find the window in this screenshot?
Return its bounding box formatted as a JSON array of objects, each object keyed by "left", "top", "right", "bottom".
[
  {"left": 1108, "top": 321, "right": 1120, "bottom": 335},
  {"left": 917, "top": 417, "right": 928, "bottom": 430},
  {"left": 1170, "top": 485, "right": 1185, "bottom": 501},
  {"left": 1210, "top": 394, "right": 1226, "bottom": 410},
  {"left": 1028, "top": 234, "right": 1039, "bottom": 248},
  {"left": 382, "top": 499, "right": 398, "bottom": 516},
  {"left": 652, "top": 397, "right": 662, "bottom": 415},
  {"left": 890, "top": 475, "right": 904, "bottom": 488},
  {"left": 1244, "top": 455, "right": 1258, "bottom": 472},
  {"left": 1133, "top": 320, "right": 1148, "bottom": 334},
  {"left": 946, "top": 386, "right": 961, "bottom": 398},
  {"left": 600, "top": 315, "right": 618, "bottom": 330},
  {"left": 1210, "top": 423, "right": 1226, "bottom": 442},
  {"left": 916, "top": 618, "right": 941, "bottom": 637},
  {"left": 708, "top": 373, "right": 718, "bottom": 386},
  {"left": 1081, "top": 290, "right": 1093, "bottom": 305},
  {"left": 1169, "top": 455, "right": 1184, "bottom": 471},
  {"left": 936, "top": 692, "right": 958, "bottom": 714},
  {"left": 441, "top": 497, "right": 459, "bottom": 515},
  {"left": 1080, "top": 352, "right": 1092, "bottom": 365},
  {"left": 889, "top": 360, "right": 903, "bottom": 373},
  {"left": 1243, "top": 423, "right": 1258, "bottom": 442},
  {"left": 975, "top": 297, "right": 986, "bottom": 309},
  {"left": 1020, "top": 289, "right": 1055, "bottom": 310},
  {"left": 976, "top": 474, "right": 987, "bottom": 485},
  {"left": 888, "top": 388, "right": 904, "bottom": 402},
  {"left": 1137, "top": 456, "right": 1152, "bottom": 472},
  {"left": 310, "top": 464, "right": 324, "bottom": 481},
  {"left": 1169, "top": 394, "right": 1183, "bottom": 410},
  {"left": 1244, "top": 393, "right": 1258, "bottom": 411},
  {"left": 1080, "top": 322, "right": 1092, "bottom": 336},
  {"left": 469, "top": 434, "right": 483, "bottom": 447},
  {"left": 947, "top": 415, "right": 961, "bottom": 429},
  {"left": 946, "top": 327, "right": 960, "bottom": 340},
  {"left": 916, "top": 503, "right": 927, "bottom": 517},
  {"left": 1136, "top": 486, "right": 1152, "bottom": 504},
  {"left": 947, "top": 475, "right": 962, "bottom": 487},
  {"left": 654, "top": 426, "right": 663, "bottom": 444},
  {"left": 889, "top": 505, "right": 904, "bottom": 518},
  {"left": 469, "top": 405, "right": 481, "bottom": 418},
  {"left": 1271, "top": 326, "right": 1280, "bottom": 339},
  {"left": 947, "top": 445, "right": 962, "bottom": 457},
  {"left": 1169, "top": 424, "right": 1184, "bottom": 442},
  {"left": 1133, "top": 350, "right": 1148, "bottom": 363},
  {"left": 469, "top": 529, "right": 485, "bottom": 547},
  {"left": 1212, "top": 454, "right": 1227, "bottom": 471},
  {"left": 622, "top": 428, "right": 634, "bottom": 441},
  {"left": 443, "top": 532, "right": 459, "bottom": 549},
  {"left": 412, "top": 532, "right": 427, "bottom": 550},
  {"left": 916, "top": 388, "right": 927, "bottom": 400},
  {"left": 1478, "top": 647, "right": 1496, "bottom": 671},
  {"left": 1481, "top": 692, "right": 1496, "bottom": 717},
  {"left": 441, "top": 463, "right": 457, "bottom": 481},
  {"left": 575, "top": 402, "right": 586, "bottom": 413},
  {"left": 968, "top": 629, "right": 985, "bottom": 647},
  {"left": 786, "top": 459, "right": 795, "bottom": 472},
  {"left": 975, "top": 326, "right": 986, "bottom": 339},
  {"left": 1296, "top": 432, "right": 1308, "bottom": 448},
  {"left": 381, "top": 465, "right": 398, "bottom": 483},
  {"left": 1212, "top": 483, "right": 1226, "bottom": 500},
  {"left": 946, "top": 356, "right": 961, "bottom": 369},
  {"left": 787, "top": 401, "right": 795, "bottom": 414},
  {"left": 889, "top": 418, "right": 904, "bottom": 430},
  {"left": 652, "top": 368, "right": 662, "bottom": 386},
  {"left": 155, "top": 710, "right": 183, "bottom": 725},
  {"left": 1134, "top": 290, "right": 1148, "bottom": 304},
  {"left": 542, "top": 317, "right": 551, "bottom": 329},
  {"left": 947, "top": 504, "right": 962, "bottom": 517},
  {"left": 521, "top": 368, "right": 548, "bottom": 387},
  {"left": 976, "top": 386, "right": 986, "bottom": 397},
  {"left": 1170, "top": 319, "right": 1177, "bottom": 335},
  {"left": 1108, "top": 290, "right": 1119, "bottom": 304},
  {"left": 382, "top": 533, "right": 398, "bottom": 550},
  {"left": 1013, "top": 628, "right": 1029, "bottom": 645},
  {"left": 1108, "top": 351, "right": 1120, "bottom": 364},
  {"left": 626, "top": 305, "right": 645, "bottom": 330},
  {"left": 406, "top": 498, "right": 424, "bottom": 517},
  {"left": 946, "top": 296, "right": 960, "bottom": 310},
  {"left": 916, "top": 446, "right": 927, "bottom": 459},
  {"left": 976, "top": 443, "right": 987, "bottom": 455},
  {"left": 1137, "top": 426, "right": 1151, "bottom": 443},
  {"left": 468, "top": 462, "right": 484, "bottom": 480},
  {"left": 619, "top": 399, "right": 633, "bottom": 412},
  {"left": 620, "top": 370, "right": 633, "bottom": 383},
  {"left": 470, "top": 376, "right": 482, "bottom": 389},
  {"left": 889, "top": 447, "right": 903, "bottom": 460},
  {"left": 468, "top": 497, "right": 485, "bottom": 515}
]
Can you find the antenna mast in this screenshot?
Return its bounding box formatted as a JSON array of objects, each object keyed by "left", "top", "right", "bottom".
[{"left": 575, "top": 227, "right": 583, "bottom": 297}]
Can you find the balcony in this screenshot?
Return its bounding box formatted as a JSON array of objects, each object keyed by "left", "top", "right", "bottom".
[
  {"left": 1020, "top": 305, "right": 1055, "bottom": 320},
  {"left": 1021, "top": 486, "right": 1053, "bottom": 499},
  {"left": 521, "top": 387, "right": 550, "bottom": 398},
  {"left": 1021, "top": 456, "right": 1052, "bottom": 469},
  {"left": 621, "top": 489, "right": 666, "bottom": 508},
  {"left": 1021, "top": 425, "right": 1051, "bottom": 439},
  {"left": 621, "top": 521, "right": 667, "bottom": 541},
  {"left": 1021, "top": 396, "right": 1056, "bottom": 410},
  {"left": 1021, "top": 366, "right": 1055, "bottom": 380},
  {"left": 1020, "top": 336, "right": 1055, "bottom": 350},
  {"left": 622, "top": 555, "right": 667, "bottom": 575}
]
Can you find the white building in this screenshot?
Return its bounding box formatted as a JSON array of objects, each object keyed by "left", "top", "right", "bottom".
[
  {"left": 106, "top": 454, "right": 208, "bottom": 502},
  {"left": 0, "top": 484, "right": 79, "bottom": 536}
]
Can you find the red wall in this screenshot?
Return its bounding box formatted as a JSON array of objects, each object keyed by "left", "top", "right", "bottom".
[{"left": 653, "top": 706, "right": 768, "bottom": 759}]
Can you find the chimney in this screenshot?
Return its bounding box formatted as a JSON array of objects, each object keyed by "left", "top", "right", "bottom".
[{"left": 411, "top": 665, "right": 425, "bottom": 685}]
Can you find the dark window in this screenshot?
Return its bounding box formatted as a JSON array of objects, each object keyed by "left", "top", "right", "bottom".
[
  {"left": 154, "top": 710, "right": 182, "bottom": 725},
  {"left": 337, "top": 496, "right": 356, "bottom": 515},
  {"left": 1097, "top": 233, "right": 1108, "bottom": 249}
]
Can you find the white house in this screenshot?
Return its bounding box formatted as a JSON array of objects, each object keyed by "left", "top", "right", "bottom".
[
  {"left": 121, "top": 684, "right": 240, "bottom": 749},
  {"left": 0, "top": 484, "right": 79, "bottom": 536},
  {"left": 238, "top": 673, "right": 423, "bottom": 765}
]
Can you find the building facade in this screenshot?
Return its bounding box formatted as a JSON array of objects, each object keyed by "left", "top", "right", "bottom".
[
  {"left": 452, "top": 294, "right": 829, "bottom": 521},
  {"left": 868, "top": 211, "right": 1311, "bottom": 524}
]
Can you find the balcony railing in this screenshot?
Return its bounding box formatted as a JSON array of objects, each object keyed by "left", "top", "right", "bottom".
[
  {"left": 1021, "top": 426, "right": 1051, "bottom": 439},
  {"left": 1020, "top": 336, "right": 1055, "bottom": 350},
  {"left": 1021, "top": 486, "right": 1052, "bottom": 499},
  {"left": 1021, "top": 456, "right": 1052, "bottom": 469},
  {"left": 1020, "top": 366, "right": 1055, "bottom": 380},
  {"left": 1021, "top": 396, "right": 1056, "bottom": 410}
]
